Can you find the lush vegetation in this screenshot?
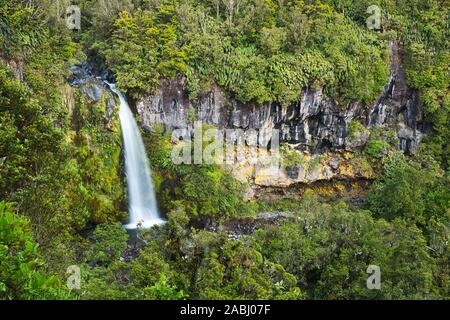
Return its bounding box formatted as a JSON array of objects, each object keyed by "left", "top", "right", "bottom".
[
  {"left": 0, "top": 0, "right": 448, "bottom": 300},
  {"left": 0, "top": 202, "right": 72, "bottom": 299},
  {"left": 79, "top": 0, "right": 449, "bottom": 164},
  {"left": 79, "top": 0, "right": 390, "bottom": 106}
]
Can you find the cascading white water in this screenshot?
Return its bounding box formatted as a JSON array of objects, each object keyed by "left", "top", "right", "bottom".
[{"left": 106, "top": 82, "right": 165, "bottom": 229}]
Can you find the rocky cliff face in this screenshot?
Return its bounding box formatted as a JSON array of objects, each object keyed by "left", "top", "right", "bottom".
[
  {"left": 136, "top": 42, "right": 425, "bottom": 155},
  {"left": 68, "top": 62, "right": 117, "bottom": 123},
  {"left": 68, "top": 44, "right": 427, "bottom": 195}
]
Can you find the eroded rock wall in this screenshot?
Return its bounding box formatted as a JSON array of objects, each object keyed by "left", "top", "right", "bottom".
[
  {"left": 133, "top": 43, "right": 427, "bottom": 194},
  {"left": 136, "top": 42, "right": 425, "bottom": 156}
]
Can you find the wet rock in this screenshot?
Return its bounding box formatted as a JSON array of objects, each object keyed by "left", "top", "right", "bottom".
[
  {"left": 69, "top": 62, "right": 106, "bottom": 101},
  {"left": 69, "top": 62, "right": 93, "bottom": 87},
  {"left": 398, "top": 123, "right": 423, "bottom": 154},
  {"left": 365, "top": 42, "right": 425, "bottom": 154},
  {"left": 68, "top": 62, "right": 117, "bottom": 123},
  {"left": 121, "top": 236, "right": 148, "bottom": 263},
  {"left": 205, "top": 211, "right": 291, "bottom": 240},
  {"left": 81, "top": 80, "right": 105, "bottom": 102}
]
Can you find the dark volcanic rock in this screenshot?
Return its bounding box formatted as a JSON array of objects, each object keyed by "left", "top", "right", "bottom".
[
  {"left": 69, "top": 62, "right": 117, "bottom": 123},
  {"left": 204, "top": 212, "right": 291, "bottom": 240},
  {"left": 136, "top": 42, "right": 425, "bottom": 155}
]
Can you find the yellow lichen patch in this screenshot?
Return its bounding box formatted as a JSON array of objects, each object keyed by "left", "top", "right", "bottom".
[
  {"left": 310, "top": 185, "right": 335, "bottom": 197},
  {"left": 339, "top": 162, "right": 356, "bottom": 177},
  {"left": 232, "top": 164, "right": 255, "bottom": 182},
  {"left": 66, "top": 130, "right": 77, "bottom": 144},
  {"left": 343, "top": 151, "right": 352, "bottom": 160},
  {"left": 334, "top": 182, "right": 346, "bottom": 195}
]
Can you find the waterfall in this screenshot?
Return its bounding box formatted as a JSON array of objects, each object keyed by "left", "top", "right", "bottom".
[{"left": 106, "top": 82, "right": 165, "bottom": 229}]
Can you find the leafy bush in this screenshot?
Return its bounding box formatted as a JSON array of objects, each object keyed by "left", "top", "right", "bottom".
[
  {"left": 86, "top": 223, "right": 129, "bottom": 265},
  {"left": 143, "top": 274, "right": 188, "bottom": 300},
  {"left": 0, "top": 202, "right": 71, "bottom": 300},
  {"left": 78, "top": 0, "right": 390, "bottom": 107},
  {"left": 364, "top": 127, "right": 391, "bottom": 158},
  {"left": 257, "top": 194, "right": 438, "bottom": 299},
  {"left": 144, "top": 127, "right": 254, "bottom": 219},
  {"left": 367, "top": 152, "right": 448, "bottom": 224}
]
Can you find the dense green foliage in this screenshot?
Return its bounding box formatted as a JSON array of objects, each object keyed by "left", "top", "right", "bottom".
[
  {"left": 0, "top": 0, "right": 448, "bottom": 300},
  {"left": 367, "top": 153, "right": 449, "bottom": 296},
  {"left": 0, "top": 202, "right": 71, "bottom": 299},
  {"left": 0, "top": 0, "right": 125, "bottom": 273},
  {"left": 257, "top": 194, "right": 438, "bottom": 299},
  {"left": 77, "top": 0, "right": 448, "bottom": 166},
  {"left": 79, "top": 0, "right": 390, "bottom": 105},
  {"left": 144, "top": 126, "right": 255, "bottom": 219}
]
